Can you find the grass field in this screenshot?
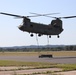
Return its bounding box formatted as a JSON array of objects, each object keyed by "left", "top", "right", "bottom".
[
  {"left": 0, "top": 60, "right": 76, "bottom": 71},
  {"left": 0, "top": 51, "right": 76, "bottom": 56},
  {"left": 0, "top": 51, "right": 76, "bottom": 71},
  {"left": 0, "top": 51, "right": 76, "bottom": 75}
]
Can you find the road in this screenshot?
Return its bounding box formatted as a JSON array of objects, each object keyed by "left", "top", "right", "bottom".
[{"left": 0, "top": 56, "right": 76, "bottom": 64}]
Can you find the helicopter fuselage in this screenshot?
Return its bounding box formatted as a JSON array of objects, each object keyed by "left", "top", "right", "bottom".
[
  {"left": 0, "top": 12, "right": 76, "bottom": 38},
  {"left": 18, "top": 20, "right": 63, "bottom": 37}
]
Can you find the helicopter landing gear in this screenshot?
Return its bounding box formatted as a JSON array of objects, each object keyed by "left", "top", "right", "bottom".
[
  {"left": 38, "top": 34, "right": 41, "bottom": 37},
  {"left": 57, "top": 35, "right": 60, "bottom": 38},
  {"left": 49, "top": 35, "right": 51, "bottom": 38},
  {"left": 30, "top": 34, "right": 33, "bottom": 37}
]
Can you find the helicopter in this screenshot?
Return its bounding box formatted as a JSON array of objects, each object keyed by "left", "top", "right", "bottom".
[{"left": 0, "top": 12, "right": 76, "bottom": 38}]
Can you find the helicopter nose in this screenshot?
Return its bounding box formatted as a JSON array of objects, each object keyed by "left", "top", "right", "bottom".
[{"left": 18, "top": 25, "right": 24, "bottom": 31}]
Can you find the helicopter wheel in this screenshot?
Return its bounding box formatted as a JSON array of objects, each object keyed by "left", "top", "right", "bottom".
[
  {"left": 38, "top": 34, "right": 41, "bottom": 37},
  {"left": 57, "top": 35, "right": 60, "bottom": 38},
  {"left": 49, "top": 35, "right": 51, "bottom": 38},
  {"left": 30, "top": 34, "right": 33, "bottom": 37}
]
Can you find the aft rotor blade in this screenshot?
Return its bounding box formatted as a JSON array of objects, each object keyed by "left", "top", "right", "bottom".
[
  {"left": 30, "top": 12, "right": 60, "bottom": 16},
  {"left": 61, "top": 16, "right": 76, "bottom": 19},
  {"left": 0, "top": 12, "right": 25, "bottom": 18}
]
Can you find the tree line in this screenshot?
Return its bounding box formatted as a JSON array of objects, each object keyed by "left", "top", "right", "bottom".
[{"left": 0, "top": 45, "right": 76, "bottom": 52}]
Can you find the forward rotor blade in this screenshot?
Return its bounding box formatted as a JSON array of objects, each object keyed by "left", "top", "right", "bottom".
[
  {"left": 0, "top": 12, "right": 46, "bottom": 18},
  {"left": 0, "top": 12, "right": 25, "bottom": 18}
]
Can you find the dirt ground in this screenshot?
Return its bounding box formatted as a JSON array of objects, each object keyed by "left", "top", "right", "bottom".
[
  {"left": 0, "top": 67, "right": 62, "bottom": 75},
  {"left": 56, "top": 71, "right": 76, "bottom": 75},
  {"left": 0, "top": 67, "right": 75, "bottom": 75}
]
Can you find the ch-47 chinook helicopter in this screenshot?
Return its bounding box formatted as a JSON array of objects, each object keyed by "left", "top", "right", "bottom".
[{"left": 0, "top": 12, "right": 76, "bottom": 38}]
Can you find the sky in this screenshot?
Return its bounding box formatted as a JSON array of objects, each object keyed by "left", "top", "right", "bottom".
[{"left": 0, "top": 0, "right": 76, "bottom": 47}]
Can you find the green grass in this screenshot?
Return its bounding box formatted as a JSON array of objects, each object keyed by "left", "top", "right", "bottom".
[
  {"left": 56, "top": 64, "right": 76, "bottom": 71},
  {"left": 0, "top": 60, "right": 76, "bottom": 75},
  {"left": 0, "top": 60, "right": 52, "bottom": 67},
  {"left": 0, "top": 60, "right": 76, "bottom": 71}
]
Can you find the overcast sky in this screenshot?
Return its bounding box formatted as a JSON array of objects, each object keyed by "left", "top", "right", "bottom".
[{"left": 0, "top": 0, "right": 76, "bottom": 47}]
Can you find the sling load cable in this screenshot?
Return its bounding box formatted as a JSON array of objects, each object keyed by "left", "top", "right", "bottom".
[
  {"left": 36, "top": 34, "right": 39, "bottom": 48},
  {"left": 47, "top": 35, "right": 50, "bottom": 49}
]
